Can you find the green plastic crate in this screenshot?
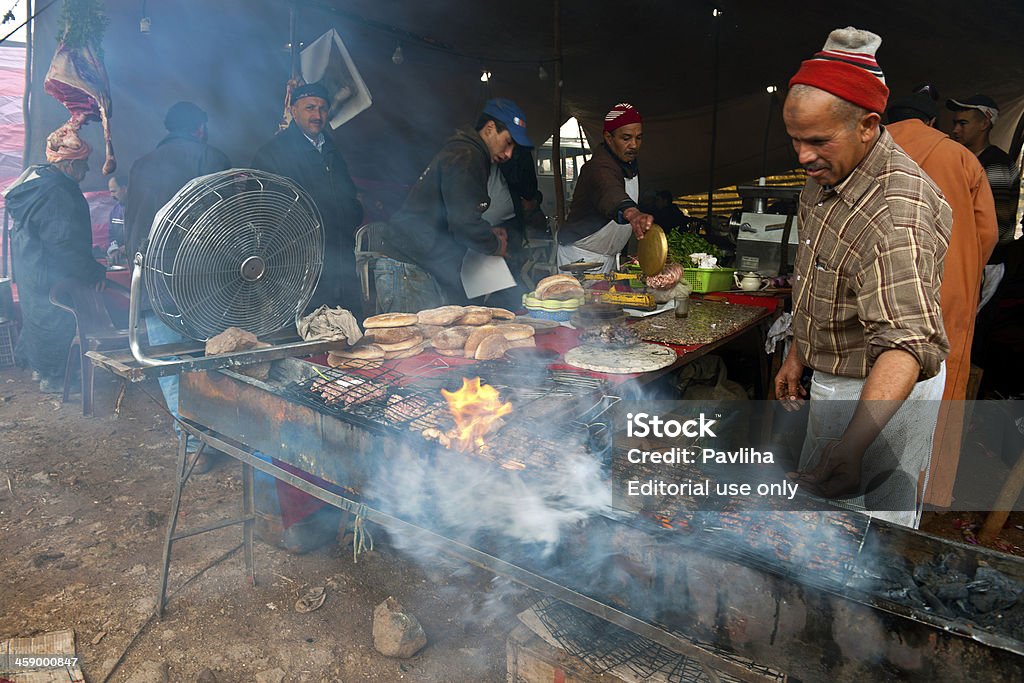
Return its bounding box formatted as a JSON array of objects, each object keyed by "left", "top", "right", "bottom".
[{"left": 683, "top": 267, "right": 735, "bottom": 293}]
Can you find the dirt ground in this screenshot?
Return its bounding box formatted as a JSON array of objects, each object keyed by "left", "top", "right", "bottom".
[
  {"left": 0, "top": 366, "right": 535, "bottom": 683},
  {"left": 4, "top": 363, "right": 1024, "bottom": 683}
]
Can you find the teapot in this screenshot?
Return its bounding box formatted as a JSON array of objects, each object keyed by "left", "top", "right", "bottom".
[{"left": 734, "top": 271, "right": 771, "bottom": 291}]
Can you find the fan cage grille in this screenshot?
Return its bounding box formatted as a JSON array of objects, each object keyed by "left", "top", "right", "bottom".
[{"left": 143, "top": 169, "right": 324, "bottom": 341}]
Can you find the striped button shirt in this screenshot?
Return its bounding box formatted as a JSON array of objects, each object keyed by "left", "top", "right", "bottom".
[
  {"left": 977, "top": 145, "right": 1021, "bottom": 244},
  {"left": 792, "top": 129, "right": 952, "bottom": 380}
]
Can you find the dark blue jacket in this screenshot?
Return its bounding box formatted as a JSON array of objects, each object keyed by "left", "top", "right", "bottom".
[
  {"left": 252, "top": 122, "right": 363, "bottom": 312},
  {"left": 7, "top": 164, "right": 105, "bottom": 293}
]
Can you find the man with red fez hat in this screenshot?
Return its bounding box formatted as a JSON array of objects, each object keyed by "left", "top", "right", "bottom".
[
  {"left": 774, "top": 27, "right": 952, "bottom": 527},
  {"left": 558, "top": 103, "right": 654, "bottom": 273},
  {"left": 4, "top": 130, "right": 106, "bottom": 394}
]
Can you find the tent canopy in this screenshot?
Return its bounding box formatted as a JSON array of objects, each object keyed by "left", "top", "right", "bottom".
[{"left": 25, "top": 0, "right": 1024, "bottom": 202}]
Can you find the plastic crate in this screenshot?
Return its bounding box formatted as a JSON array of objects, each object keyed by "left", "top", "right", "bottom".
[
  {"left": 0, "top": 319, "right": 16, "bottom": 369},
  {"left": 683, "top": 267, "right": 735, "bottom": 293}
]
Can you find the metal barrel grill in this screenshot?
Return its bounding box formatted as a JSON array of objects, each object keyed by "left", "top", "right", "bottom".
[{"left": 170, "top": 356, "right": 1024, "bottom": 682}]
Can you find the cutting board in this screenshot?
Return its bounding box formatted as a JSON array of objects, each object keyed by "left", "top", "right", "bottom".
[{"left": 563, "top": 343, "right": 676, "bottom": 374}]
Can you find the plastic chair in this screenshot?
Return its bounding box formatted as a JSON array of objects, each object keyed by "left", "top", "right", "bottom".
[
  {"left": 49, "top": 278, "right": 133, "bottom": 416},
  {"left": 353, "top": 222, "right": 389, "bottom": 316},
  {"left": 520, "top": 226, "right": 560, "bottom": 291}
]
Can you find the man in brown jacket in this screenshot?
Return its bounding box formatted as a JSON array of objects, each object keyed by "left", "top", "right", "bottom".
[
  {"left": 557, "top": 103, "right": 653, "bottom": 272},
  {"left": 887, "top": 92, "right": 998, "bottom": 506}
]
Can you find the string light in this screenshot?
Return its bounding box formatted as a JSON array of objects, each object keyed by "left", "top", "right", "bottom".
[
  {"left": 712, "top": 8, "right": 722, "bottom": 17},
  {"left": 391, "top": 43, "right": 404, "bottom": 65},
  {"left": 480, "top": 69, "right": 491, "bottom": 83},
  {"left": 765, "top": 85, "right": 777, "bottom": 94}
]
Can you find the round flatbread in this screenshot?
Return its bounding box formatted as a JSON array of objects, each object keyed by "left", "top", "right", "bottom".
[
  {"left": 474, "top": 334, "right": 510, "bottom": 360},
  {"left": 536, "top": 280, "right": 585, "bottom": 301},
  {"left": 376, "top": 333, "right": 425, "bottom": 353},
  {"left": 328, "top": 343, "right": 386, "bottom": 360},
  {"left": 435, "top": 347, "right": 465, "bottom": 357},
  {"left": 417, "top": 305, "right": 465, "bottom": 326},
  {"left": 415, "top": 323, "right": 447, "bottom": 340},
  {"left": 488, "top": 307, "right": 516, "bottom": 321},
  {"left": 432, "top": 326, "right": 474, "bottom": 350},
  {"left": 507, "top": 337, "right": 537, "bottom": 349},
  {"left": 494, "top": 323, "right": 535, "bottom": 341},
  {"left": 463, "top": 325, "right": 503, "bottom": 357},
  {"left": 365, "top": 326, "right": 419, "bottom": 345},
  {"left": 456, "top": 306, "right": 494, "bottom": 326},
  {"left": 363, "top": 312, "right": 418, "bottom": 329},
  {"left": 385, "top": 341, "right": 428, "bottom": 360}
]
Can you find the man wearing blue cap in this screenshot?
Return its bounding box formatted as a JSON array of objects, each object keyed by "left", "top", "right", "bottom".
[
  {"left": 252, "top": 82, "right": 364, "bottom": 315},
  {"left": 376, "top": 98, "right": 532, "bottom": 310}
]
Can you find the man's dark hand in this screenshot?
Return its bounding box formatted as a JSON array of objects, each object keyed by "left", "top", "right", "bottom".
[
  {"left": 774, "top": 349, "right": 807, "bottom": 412},
  {"left": 491, "top": 227, "right": 508, "bottom": 257},
  {"left": 624, "top": 207, "right": 654, "bottom": 240},
  {"left": 787, "top": 439, "right": 864, "bottom": 499}
]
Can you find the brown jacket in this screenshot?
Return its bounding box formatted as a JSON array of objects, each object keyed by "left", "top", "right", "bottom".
[
  {"left": 559, "top": 144, "right": 638, "bottom": 245},
  {"left": 888, "top": 118, "right": 998, "bottom": 506}
]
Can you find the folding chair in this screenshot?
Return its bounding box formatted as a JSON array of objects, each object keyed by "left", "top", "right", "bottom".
[
  {"left": 353, "top": 222, "right": 389, "bottom": 316},
  {"left": 49, "top": 278, "right": 133, "bottom": 416}
]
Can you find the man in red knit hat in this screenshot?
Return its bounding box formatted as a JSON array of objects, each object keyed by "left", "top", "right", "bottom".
[
  {"left": 557, "top": 102, "right": 654, "bottom": 273},
  {"left": 774, "top": 27, "right": 952, "bottom": 527}
]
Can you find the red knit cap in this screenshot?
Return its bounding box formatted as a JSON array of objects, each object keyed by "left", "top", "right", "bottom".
[
  {"left": 789, "top": 27, "right": 889, "bottom": 114},
  {"left": 603, "top": 103, "right": 642, "bottom": 134}
]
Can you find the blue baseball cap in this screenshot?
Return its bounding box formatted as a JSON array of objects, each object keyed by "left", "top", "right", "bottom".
[{"left": 482, "top": 98, "right": 532, "bottom": 147}]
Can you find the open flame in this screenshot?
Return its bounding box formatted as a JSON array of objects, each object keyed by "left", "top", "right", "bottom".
[{"left": 441, "top": 377, "right": 513, "bottom": 452}]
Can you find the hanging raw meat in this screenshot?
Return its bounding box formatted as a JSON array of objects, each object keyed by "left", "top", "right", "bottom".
[{"left": 44, "top": 40, "right": 115, "bottom": 174}]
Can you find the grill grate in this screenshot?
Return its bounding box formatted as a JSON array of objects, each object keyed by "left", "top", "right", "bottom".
[
  {"left": 280, "top": 359, "right": 616, "bottom": 469},
  {"left": 531, "top": 598, "right": 787, "bottom": 682}
]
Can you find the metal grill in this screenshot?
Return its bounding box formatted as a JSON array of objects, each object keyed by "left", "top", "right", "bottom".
[
  {"left": 281, "top": 359, "right": 618, "bottom": 469},
  {"left": 531, "top": 598, "right": 787, "bottom": 682}
]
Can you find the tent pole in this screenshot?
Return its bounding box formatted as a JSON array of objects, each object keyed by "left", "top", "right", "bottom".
[
  {"left": 551, "top": 0, "right": 565, "bottom": 228},
  {"left": 707, "top": 8, "right": 722, "bottom": 220},
  {"left": 289, "top": 1, "right": 300, "bottom": 80},
  {"left": 22, "top": 0, "right": 33, "bottom": 171}
]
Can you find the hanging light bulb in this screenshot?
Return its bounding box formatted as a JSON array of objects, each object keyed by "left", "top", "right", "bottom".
[
  {"left": 765, "top": 85, "right": 778, "bottom": 94},
  {"left": 480, "top": 69, "right": 492, "bottom": 83},
  {"left": 392, "top": 44, "right": 404, "bottom": 65},
  {"left": 538, "top": 64, "right": 548, "bottom": 81},
  {"left": 712, "top": 8, "right": 723, "bottom": 17}
]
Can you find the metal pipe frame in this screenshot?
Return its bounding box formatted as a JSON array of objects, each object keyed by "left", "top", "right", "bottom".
[{"left": 155, "top": 418, "right": 779, "bottom": 682}]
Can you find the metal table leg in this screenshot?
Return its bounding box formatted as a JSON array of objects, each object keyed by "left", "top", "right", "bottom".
[
  {"left": 156, "top": 431, "right": 189, "bottom": 617},
  {"left": 242, "top": 461, "right": 255, "bottom": 586}
]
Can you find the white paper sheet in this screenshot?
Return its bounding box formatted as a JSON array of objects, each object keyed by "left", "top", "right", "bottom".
[{"left": 461, "top": 250, "right": 515, "bottom": 299}]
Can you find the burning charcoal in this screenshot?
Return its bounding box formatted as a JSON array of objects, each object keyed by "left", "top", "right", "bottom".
[
  {"left": 967, "top": 566, "right": 1023, "bottom": 614},
  {"left": 919, "top": 586, "right": 956, "bottom": 618}
]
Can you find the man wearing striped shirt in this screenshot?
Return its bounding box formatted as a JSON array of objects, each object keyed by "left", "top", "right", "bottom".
[{"left": 775, "top": 27, "right": 952, "bottom": 527}]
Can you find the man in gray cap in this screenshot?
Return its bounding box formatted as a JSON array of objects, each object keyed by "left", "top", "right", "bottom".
[
  {"left": 126, "top": 101, "right": 231, "bottom": 472},
  {"left": 252, "top": 82, "right": 363, "bottom": 315},
  {"left": 948, "top": 94, "right": 1021, "bottom": 252}
]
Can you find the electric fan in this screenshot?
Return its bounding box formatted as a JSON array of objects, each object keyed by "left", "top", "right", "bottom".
[{"left": 135, "top": 169, "right": 323, "bottom": 343}]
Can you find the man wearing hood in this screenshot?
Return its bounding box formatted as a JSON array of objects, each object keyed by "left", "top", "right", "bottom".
[
  {"left": 376, "top": 98, "right": 531, "bottom": 311},
  {"left": 558, "top": 103, "right": 654, "bottom": 273},
  {"left": 252, "top": 82, "right": 363, "bottom": 315},
  {"left": 6, "top": 131, "right": 106, "bottom": 393}
]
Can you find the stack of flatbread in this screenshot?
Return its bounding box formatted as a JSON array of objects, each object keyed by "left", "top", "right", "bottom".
[
  {"left": 533, "top": 274, "right": 585, "bottom": 301},
  {"left": 328, "top": 306, "right": 538, "bottom": 367},
  {"left": 422, "top": 305, "right": 536, "bottom": 360}
]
